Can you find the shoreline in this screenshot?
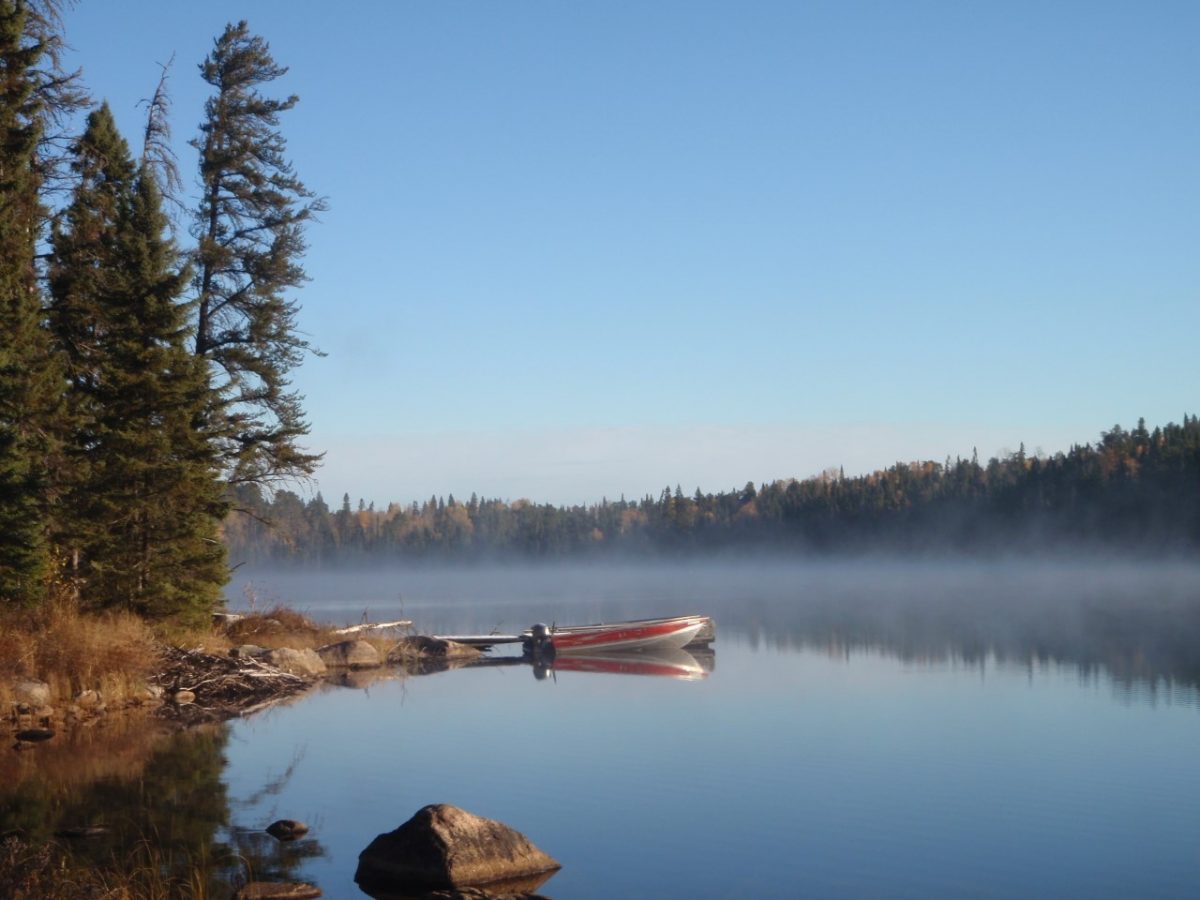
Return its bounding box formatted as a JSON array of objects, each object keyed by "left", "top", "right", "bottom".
[{"left": 6, "top": 618, "right": 483, "bottom": 743}]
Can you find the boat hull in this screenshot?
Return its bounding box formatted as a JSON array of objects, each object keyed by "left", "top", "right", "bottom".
[{"left": 547, "top": 616, "right": 708, "bottom": 655}]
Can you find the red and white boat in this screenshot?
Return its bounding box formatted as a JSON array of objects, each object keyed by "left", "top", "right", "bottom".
[{"left": 525, "top": 615, "right": 712, "bottom": 655}]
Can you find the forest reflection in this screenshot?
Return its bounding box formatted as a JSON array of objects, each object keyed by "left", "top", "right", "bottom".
[
  {"left": 0, "top": 719, "right": 327, "bottom": 893},
  {"left": 726, "top": 581, "right": 1200, "bottom": 703}
]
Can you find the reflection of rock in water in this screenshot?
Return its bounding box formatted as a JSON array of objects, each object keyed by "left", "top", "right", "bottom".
[
  {"left": 230, "top": 828, "right": 327, "bottom": 887},
  {"left": 235, "top": 881, "right": 322, "bottom": 899},
  {"left": 327, "top": 667, "right": 408, "bottom": 690},
  {"left": 384, "top": 636, "right": 485, "bottom": 677}
]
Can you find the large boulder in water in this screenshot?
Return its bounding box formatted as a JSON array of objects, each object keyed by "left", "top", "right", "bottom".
[
  {"left": 316, "top": 639, "right": 381, "bottom": 669},
  {"left": 354, "top": 804, "right": 560, "bottom": 893},
  {"left": 266, "top": 647, "right": 327, "bottom": 677}
]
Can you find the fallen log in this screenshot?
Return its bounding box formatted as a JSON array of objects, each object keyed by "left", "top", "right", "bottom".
[{"left": 332, "top": 620, "right": 412, "bottom": 636}]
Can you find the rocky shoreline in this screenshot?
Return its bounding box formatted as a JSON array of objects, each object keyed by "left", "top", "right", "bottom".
[
  {"left": 6, "top": 634, "right": 484, "bottom": 741},
  {"left": 3, "top": 627, "right": 568, "bottom": 898}
]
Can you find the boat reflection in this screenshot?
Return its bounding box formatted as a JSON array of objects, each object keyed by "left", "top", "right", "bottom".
[
  {"left": 390, "top": 647, "right": 716, "bottom": 682},
  {"left": 532, "top": 647, "right": 712, "bottom": 681}
]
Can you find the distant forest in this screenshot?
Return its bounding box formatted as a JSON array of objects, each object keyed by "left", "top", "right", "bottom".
[{"left": 224, "top": 416, "right": 1200, "bottom": 565}]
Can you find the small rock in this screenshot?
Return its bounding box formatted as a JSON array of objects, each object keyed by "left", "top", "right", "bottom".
[
  {"left": 230, "top": 644, "right": 269, "bottom": 659},
  {"left": 235, "top": 883, "right": 322, "bottom": 900},
  {"left": 75, "top": 689, "right": 101, "bottom": 708},
  {"left": 138, "top": 684, "right": 164, "bottom": 703},
  {"left": 355, "top": 804, "right": 560, "bottom": 892},
  {"left": 316, "top": 639, "right": 381, "bottom": 669},
  {"left": 15, "top": 728, "right": 54, "bottom": 743},
  {"left": 13, "top": 680, "right": 50, "bottom": 708},
  {"left": 266, "top": 819, "right": 309, "bottom": 841},
  {"left": 266, "top": 647, "right": 327, "bottom": 677},
  {"left": 173, "top": 690, "right": 196, "bottom": 705}
]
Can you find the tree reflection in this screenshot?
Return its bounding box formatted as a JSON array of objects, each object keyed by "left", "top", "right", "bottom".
[
  {"left": 721, "top": 570, "right": 1200, "bottom": 700},
  {"left": 0, "top": 718, "right": 328, "bottom": 893}
]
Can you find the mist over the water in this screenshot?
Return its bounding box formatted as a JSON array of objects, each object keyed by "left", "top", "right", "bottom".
[{"left": 227, "top": 557, "right": 1200, "bottom": 699}]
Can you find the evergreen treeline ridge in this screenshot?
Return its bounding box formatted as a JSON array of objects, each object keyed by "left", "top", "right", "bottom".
[
  {"left": 0, "top": 6, "right": 320, "bottom": 622},
  {"left": 224, "top": 416, "right": 1200, "bottom": 566}
]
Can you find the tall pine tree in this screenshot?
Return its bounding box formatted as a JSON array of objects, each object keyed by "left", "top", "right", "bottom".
[
  {"left": 0, "top": 0, "right": 63, "bottom": 607},
  {"left": 47, "top": 103, "right": 133, "bottom": 579},
  {"left": 192, "top": 21, "right": 324, "bottom": 489},
  {"left": 50, "top": 104, "right": 227, "bottom": 622}
]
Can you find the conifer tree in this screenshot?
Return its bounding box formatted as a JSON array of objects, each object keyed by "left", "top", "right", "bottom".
[
  {"left": 0, "top": 0, "right": 62, "bottom": 606},
  {"left": 192, "top": 20, "right": 325, "bottom": 489},
  {"left": 50, "top": 104, "right": 227, "bottom": 622},
  {"left": 47, "top": 103, "right": 133, "bottom": 576}
]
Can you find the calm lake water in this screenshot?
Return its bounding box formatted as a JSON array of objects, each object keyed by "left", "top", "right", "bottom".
[{"left": 6, "top": 560, "right": 1200, "bottom": 898}]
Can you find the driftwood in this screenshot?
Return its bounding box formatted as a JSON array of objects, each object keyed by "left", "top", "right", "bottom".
[
  {"left": 153, "top": 647, "right": 313, "bottom": 724},
  {"left": 332, "top": 620, "right": 412, "bottom": 636}
]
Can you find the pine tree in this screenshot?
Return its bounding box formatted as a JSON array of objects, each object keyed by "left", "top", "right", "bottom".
[
  {"left": 192, "top": 21, "right": 325, "bottom": 489},
  {"left": 47, "top": 103, "right": 134, "bottom": 576},
  {"left": 50, "top": 105, "right": 227, "bottom": 622},
  {"left": 0, "top": 1, "right": 62, "bottom": 606}
]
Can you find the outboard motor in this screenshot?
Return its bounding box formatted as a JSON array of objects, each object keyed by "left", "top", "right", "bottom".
[{"left": 527, "top": 622, "right": 554, "bottom": 661}]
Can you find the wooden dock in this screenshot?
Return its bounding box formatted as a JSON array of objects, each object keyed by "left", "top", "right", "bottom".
[{"left": 432, "top": 634, "right": 525, "bottom": 651}]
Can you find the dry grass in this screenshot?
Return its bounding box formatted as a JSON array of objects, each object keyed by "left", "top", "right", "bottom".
[
  {"left": 222, "top": 604, "right": 340, "bottom": 649},
  {"left": 1, "top": 597, "right": 407, "bottom": 713},
  {"left": 0, "top": 599, "right": 159, "bottom": 707},
  {"left": 219, "top": 605, "right": 399, "bottom": 658}
]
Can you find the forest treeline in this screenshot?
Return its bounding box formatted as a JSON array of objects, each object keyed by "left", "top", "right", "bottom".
[
  {"left": 225, "top": 416, "right": 1200, "bottom": 566},
  {"left": 0, "top": 3, "right": 320, "bottom": 623}
]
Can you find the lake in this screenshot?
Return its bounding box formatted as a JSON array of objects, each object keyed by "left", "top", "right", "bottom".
[{"left": 5, "top": 559, "right": 1200, "bottom": 897}]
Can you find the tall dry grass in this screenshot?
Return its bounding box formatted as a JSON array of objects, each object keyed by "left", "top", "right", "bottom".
[
  {"left": 220, "top": 604, "right": 399, "bottom": 657},
  {"left": 1, "top": 595, "right": 406, "bottom": 712},
  {"left": 223, "top": 604, "right": 339, "bottom": 649},
  {"left": 0, "top": 598, "right": 159, "bottom": 707}
]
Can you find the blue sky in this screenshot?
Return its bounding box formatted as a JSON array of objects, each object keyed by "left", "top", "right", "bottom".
[{"left": 64, "top": 1, "right": 1198, "bottom": 505}]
